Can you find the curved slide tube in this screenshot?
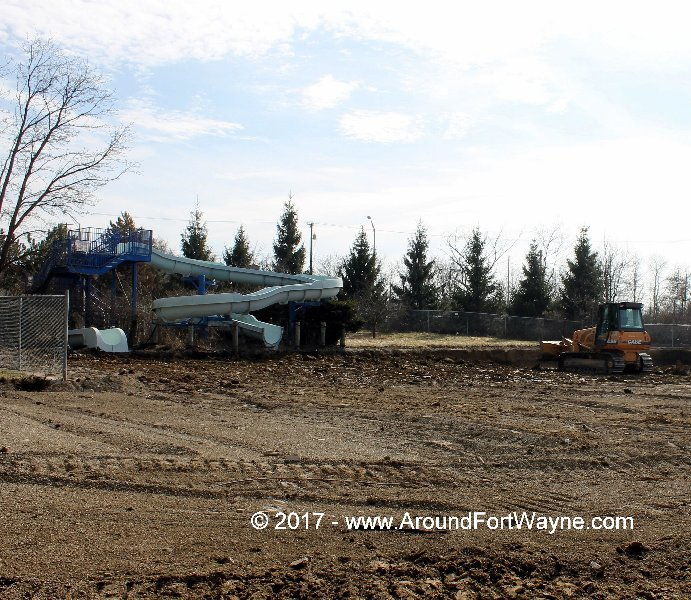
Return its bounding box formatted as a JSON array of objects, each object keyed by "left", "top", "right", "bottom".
[
  {"left": 69, "top": 327, "right": 129, "bottom": 353},
  {"left": 150, "top": 249, "right": 342, "bottom": 346}
]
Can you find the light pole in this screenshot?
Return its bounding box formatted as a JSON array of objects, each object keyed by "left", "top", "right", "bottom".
[
  {"left": 308, "top": 221, "right": 315, "bottom": 275},
  {"left": 366, "top": 215, "right": 376, "bottom": 256}
]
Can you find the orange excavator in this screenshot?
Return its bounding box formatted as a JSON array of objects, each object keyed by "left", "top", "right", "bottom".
[{"left": 541, "top": 302, "right": 653, "bottom": 374}]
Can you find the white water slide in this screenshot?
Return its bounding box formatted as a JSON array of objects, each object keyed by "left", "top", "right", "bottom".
[{"left": 150, "top": 249, "right": 342, "bottom": 346}]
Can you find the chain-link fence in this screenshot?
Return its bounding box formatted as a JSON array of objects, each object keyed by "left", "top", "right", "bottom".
[
  {"left": 0, "top": 295, "right": 68, "bottom": 377},
  {"left": 646, "top": 323, "right": 691, "bottom": 347},
  {"left": 384, "top": 309, "right": 691, "bottom": 347}
]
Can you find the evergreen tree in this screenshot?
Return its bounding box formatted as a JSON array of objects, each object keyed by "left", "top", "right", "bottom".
[
  {"left": 272, "top": 199, "right": 305, "bottom": 274},
  {"left": 27, "top": 224, "right": 68, "bottom": 270},
  {"left": 340, "top": 227, "right": 387, "bottom": 336},
  {"left": 452, "top": 228, "right": 500, "bottom": 312},
  {"left": 0, "top": 228, "right": 40, "bottom": 292},
  {"left": 223, "top": 225, "right": 253, "bottom": 268},
  {"left": 510, "top": 241, "right": 551, "bottom": 316},
  {"left": 392, "top": 221, "right": 438, "bottom": 308},
  {"left": 180, "top": 204, "right": 214, "bottom": 261},
  {"left": 560, "top": 227, "right": 602, "bottom": 320},
  {"left": 339, "top": 227, "right": 384, "bottom": 300},
  {"left": 108, "top": 211, "right": 137, "bottom": 233}
]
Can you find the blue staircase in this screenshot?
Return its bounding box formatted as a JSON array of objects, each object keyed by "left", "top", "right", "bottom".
[{"left": 31, "top": 227, "right": 153, "bottom": 292}]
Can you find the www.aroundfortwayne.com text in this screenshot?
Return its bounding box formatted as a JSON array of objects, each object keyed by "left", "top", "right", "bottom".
[{"left": 250, "top": 511, "right": 634, "bottom": 535}]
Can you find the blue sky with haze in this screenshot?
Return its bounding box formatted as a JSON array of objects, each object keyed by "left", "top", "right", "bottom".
[{"left": 1, "top": 1, "right": 689, "bottom": 284}]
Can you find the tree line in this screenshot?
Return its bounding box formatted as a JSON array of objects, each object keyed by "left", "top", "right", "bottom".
[
  {"left": 2, "top": 199, "right": 687, "bottom": 331},
  {"left": 177, "top": 201, "right": 690, "bottom": 327}
]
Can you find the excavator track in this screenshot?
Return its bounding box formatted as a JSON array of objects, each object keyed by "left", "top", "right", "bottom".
[
  {"left": 558, "top": 352, "right": 625, "bottom": 375},
  {"left": 638, "top": 353, "right": 654, "bottom": 373}
]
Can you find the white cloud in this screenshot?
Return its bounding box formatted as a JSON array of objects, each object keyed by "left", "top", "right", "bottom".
[
  {"left": 3, "top": 1, "right": 691, "bottom": 135},
  {"left": 443, "top": 113, "right": 472, "bottom": 140},
  {"left": 339, "top": 111, "right": 424, "bottom": 143},
  {"left": 302, "top": 75, "right": 358, "bottom": 110},
  {"left": 121, "top": 99, "right": 243, "bottom": 141},
  {"left": 478, "top": 57, "right": 573, "bottom": 110},
  {"left": 215, "top": 168, "right": 291, "bottom": 182},
  {"left": 0, "top": 1, "right": 311, "bottom": 66},
  {"left": 5, "top": 2, "right": 691, "bottom": 69}
]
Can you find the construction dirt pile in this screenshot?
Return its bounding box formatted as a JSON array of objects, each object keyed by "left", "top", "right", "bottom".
[{"left": 0, "top": 351, "right": 688, "bottom": 598}]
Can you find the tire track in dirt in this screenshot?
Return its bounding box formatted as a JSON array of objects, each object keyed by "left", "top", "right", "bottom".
[
  {"left": 1, "top": 402, "right": 262, "bottom": 458},
  {"left": 0, "top": 455, "right": 455, "bottom": 500}
]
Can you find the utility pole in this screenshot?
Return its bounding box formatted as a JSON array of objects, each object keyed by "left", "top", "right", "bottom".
[
  {"left": 308, "top": 221, "right": 315, "bottom": 275},
  {"left": 506, "top": 256, "right": 510, "bottom": 308},
  {"left": 367, "top": 215, "right": 376, "bottom": 256}
]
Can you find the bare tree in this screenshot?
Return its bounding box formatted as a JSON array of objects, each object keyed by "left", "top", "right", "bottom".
[
  {"left": 317, "top": 253, "right": 344, "bottom": 278},
  {"left": 533, "top": 224, "right": 564, "bottom": 296},
  {"left": 626, "top": 253, "right": 644, "bottom": 303},
  {"left": 0, "top": 39, "right": 130, "bottom": 277},
  {"left": 663, "top": 268, "right": 689, "bottom": 322},
  {"left": 600, "top": 240, "right": 629, "bottom": 302},
  {"left": 648, "top": 255, "right": 666, "bottom": 321},
  {"left": 432, "top": 258, "right": 457, "bottom": 310}
]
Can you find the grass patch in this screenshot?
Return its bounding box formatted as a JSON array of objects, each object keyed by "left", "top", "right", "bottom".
[
  {"left": 0, "top": 369, "right": 30, "bottom": 381},
  {"left": 347, "top": 331, "right": 537, "bottom": 349}
]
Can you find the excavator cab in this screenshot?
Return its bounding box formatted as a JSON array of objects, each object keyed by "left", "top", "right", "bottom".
[{"left": 595, "top": 302, "right": 645, "bottom": 345}]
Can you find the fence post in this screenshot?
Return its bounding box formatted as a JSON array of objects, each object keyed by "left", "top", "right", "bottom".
[
  {"left": 130, "top": 263, "right": 138, "bottom": 345},
  {"left": 110, "top": 270, "right": 117, "bottom": 326},
  {"left": 671, "top": 324, "right": 675, "bottom": 348},
  {"left": 18, "top": 296, "right": 23, "bottom": 371},
  {"left": 294, "top": 320, "right": 301, "bottom": 348},
  {"left": 320, "top": 321, "right": 327, "bottom": 347},
  {"left": 63, "top": 290, "right": 69, "bottom": 381},
  {"left": 427, "top": 311, "right": 431, "bottom": 332},
  {"left": 232, "top": 321, "right": 239, "bottom": 356}
]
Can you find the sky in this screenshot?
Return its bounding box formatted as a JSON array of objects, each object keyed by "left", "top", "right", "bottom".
[{"left": 0, "top": 0, "right": 690, "bottom": 285}]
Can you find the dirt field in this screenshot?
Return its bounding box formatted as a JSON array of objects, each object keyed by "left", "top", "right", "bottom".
[{"left": 0, "top": 349, "right": 689, "bottom": 599}]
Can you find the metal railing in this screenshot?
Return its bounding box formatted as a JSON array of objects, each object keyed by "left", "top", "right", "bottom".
[
  {"left": 66, "top": 227, "right": 152, "bottom": 271},
  {"left": 30, "top": 227, "right": 153, "bottom": 292}
]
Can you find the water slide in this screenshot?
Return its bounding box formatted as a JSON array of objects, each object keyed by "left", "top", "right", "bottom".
[
  {"left": 68, "top": 327, "right": 129, "bottom": 353},
  {"left": 150, "top": 249, "right": 342, "bottom": 346}
]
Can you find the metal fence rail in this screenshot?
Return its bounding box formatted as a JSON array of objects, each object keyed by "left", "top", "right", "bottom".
[
  {"left": 384, "top": 309, "right": 691, "bottom": 347},
  {"left": 0, "top": 294, "right": 68, "bottom": 377}
]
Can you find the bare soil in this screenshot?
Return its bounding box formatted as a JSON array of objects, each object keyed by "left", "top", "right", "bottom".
[{"left": 0, "top": 350, "right": 689, "bottom": 598}]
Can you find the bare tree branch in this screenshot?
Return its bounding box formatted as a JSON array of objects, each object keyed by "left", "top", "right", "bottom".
[
  {"left": 0, "top": 39, "right": 132, "bottom": 276},
  {"left": 600, "top": 239, "right": 630, "bottom": 303}
]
